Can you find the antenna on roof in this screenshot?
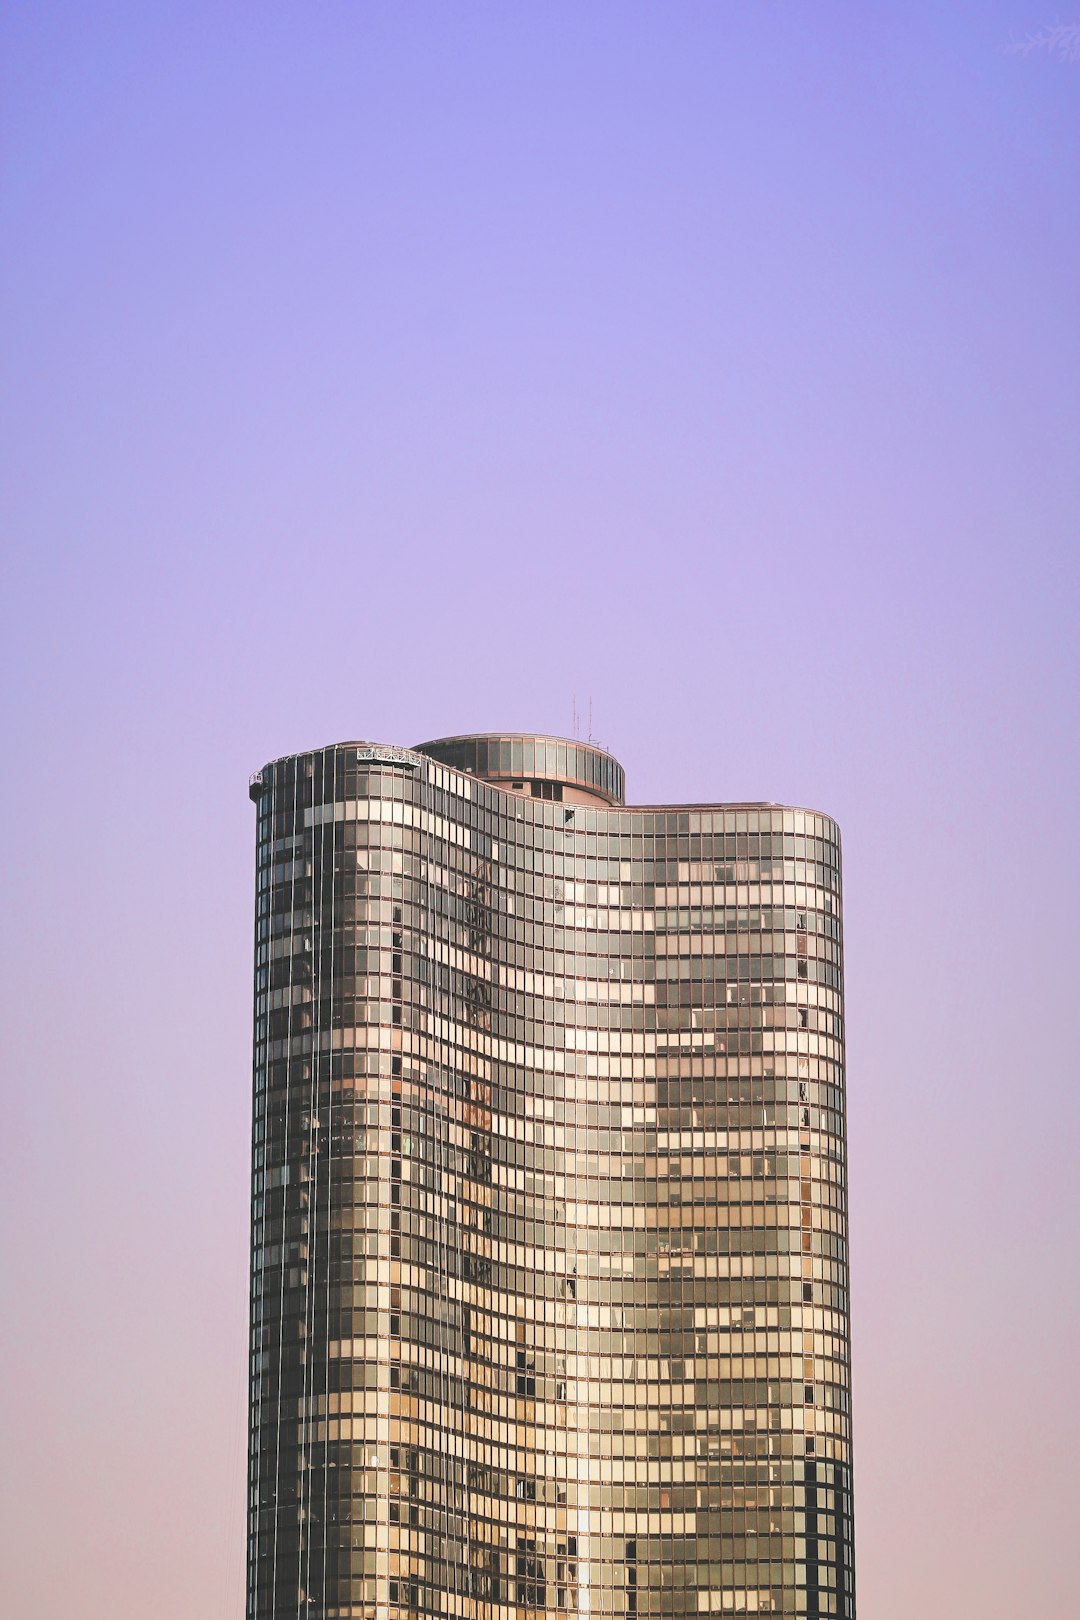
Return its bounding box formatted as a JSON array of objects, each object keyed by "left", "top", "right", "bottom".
[
  {"left": 572, "top": 696, "right": 579, "bottom": 740},
  {"left": 588, "top": 698, "right": 593, "bottom": 744}
]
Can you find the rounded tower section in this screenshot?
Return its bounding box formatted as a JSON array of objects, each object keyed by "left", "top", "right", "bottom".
[{"left": 415, "top": 732, "right": 624, "bottom": 807}]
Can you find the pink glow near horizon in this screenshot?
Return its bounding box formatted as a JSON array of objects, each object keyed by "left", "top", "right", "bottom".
[{"left": 1, "top": 4, "right": 1078, "bottom": 1617}]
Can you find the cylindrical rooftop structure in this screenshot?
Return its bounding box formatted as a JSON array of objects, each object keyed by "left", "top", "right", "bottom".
[{"left": 415, "top": 732, "right": 624, "bottom": 806}]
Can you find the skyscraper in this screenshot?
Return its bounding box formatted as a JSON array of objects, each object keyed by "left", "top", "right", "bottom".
[{"left": 247, "top": 734, "right": 854, "bottom": 1620}]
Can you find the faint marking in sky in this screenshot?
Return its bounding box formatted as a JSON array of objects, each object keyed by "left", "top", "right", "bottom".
[{"left": 1005, "top": 21, "right": 1080, "bottom": 60}]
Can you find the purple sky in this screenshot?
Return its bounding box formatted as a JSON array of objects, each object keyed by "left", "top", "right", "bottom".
[{"left": 2, "top": 4, "right": 1078, "bottom": 1616}]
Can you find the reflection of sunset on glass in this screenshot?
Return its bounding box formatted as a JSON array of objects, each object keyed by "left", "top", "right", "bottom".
[{"left": 1, "top": 6, "right": 1076, "bottom": 1620}]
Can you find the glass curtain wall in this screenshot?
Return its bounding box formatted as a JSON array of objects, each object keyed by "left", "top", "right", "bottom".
[{"left": 247, "top": 738, "right": 854, "bottom": 1620}]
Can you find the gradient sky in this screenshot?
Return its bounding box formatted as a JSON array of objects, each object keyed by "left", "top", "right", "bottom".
[{"left": 2, "top": 4, "right": 1078, "bottom": 1616}]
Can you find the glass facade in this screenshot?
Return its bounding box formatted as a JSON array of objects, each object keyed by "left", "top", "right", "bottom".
[{"left": 247, "top": 735, "right": 854, "bottom": 1620}]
